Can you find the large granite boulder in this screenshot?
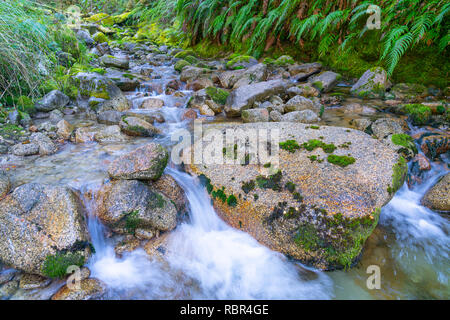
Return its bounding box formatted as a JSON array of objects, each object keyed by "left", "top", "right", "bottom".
[
  {"left": 95, "top": 179, "right": 177, "bottom": 232},
  {"left": 187, "top": 122, "right": 405, "bottom": 270},
  {"left": 225, "top": 80, "right": 289, "bottom": 117},
  {"left": 108, "top": 143, "right": 168, "bottom": 180},
  {"left": 0, "top": 184, "right": 90, "bottom": 276}
]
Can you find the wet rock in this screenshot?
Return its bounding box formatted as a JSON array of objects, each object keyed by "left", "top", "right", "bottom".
[
  {"left": 350, "top": 118, "right": 372, "bottom": 132},
  {"left": 114, "top": 237, "right": 141, "bottom": 255},
  {"left": 108, "top": 143, "right": 168, "bottom": 181},
  {"left": 287, "top": 84, "right": 320, "bottom": 98},
  {"left": 308, "top": 71, "right": 341, "bottom": 93},
  {"left": 74, "top": 127, "right": 96, "bottom": 143},
  {"left": 371, "top": 118, "right": 405, "bottom": 139},
  {"left": 421, "top": 174, "right": 450, "bottom": 212},
  {"left": 96, "top": 42, "right": 111, "bottom": 56},
  {"left": 11, "top": 142, "right": 40, "bottom": 156},
  {"left": 135, "top": 229, "right": 155, "bottom": 240},
  {"left": 0, "top": 144, "right": 8, "bottom": 154},
  {"left": 391, "top": 83, "right": 428, "bottom": 102},
  {"left": 351, "top": 67, "right": 388, "bottom": 98},
  {"left": 76, "top": 29, "right": 94, "bottom": 46},
  {"left": 20, "top": 113, "right": 32, "bottom": 127},
  {"left": 412, "top": 154, "right": 431, "bottom": 171},
  {"left": 205, "top": 100, "right": 223, "bottom": 114},
  {"left": 189, "top": 122, "right": 404, "bottom": 270},
  {"left": 186, "top": 78, "right": 214, "bottom": 91},
  {"left": 148, "top": 174, "right": 186, "bottom": 214},
  {"left": 282, "top": 110, "right": 319, "bottom": 123},
  {"left": 420, "top": 134, "right": 449, "bottom": 160},
  {"left": 140, "top": 98, "right": 164, "bottom": 110},
  {"left": 52, "top": 279, "right": 106, "bottom": 300},
  {"left": 269, "top": 110, "right": 283, "bottom": 122},
  {"left": 97, "top": 110, "right": 123, "bottom": 125},
  {"left": 180, "top": 66, "right": 211, "bottom": 83},
  {"left": 0, "top": 171, "right": 10, "bottom": 199},
  {"left": 94, "top": 125, "right": 129, "bottom": 143},
  {"left": 174, "top": 59, "right": 191, "bottom": 73},
  {"left": 75, "top": 72, "right": 130, "bottom": 112},
  {"left": 30, "top": 132, "right": 57, "bottom": 156},
  {"left": 49, "top": 109, "right": 64, "bottom": 124},
  {"left": 218, "top": 69, "right": 245, "bottom": 88},
  {"left": 100, "top": 55, "right": 129, "bottom": 70},
  {"left": 242, "top": 109, "right": 270, "bottom": 123},
  {"left": 198, "top": 104, "right": 215, "bottom": 116},
  {"left": 19, "top": 274, "right": 51, "bottom": 290},
  {"left": 0, "top": 279, "right": 19, "bottom": 298},
  {"left": 114, "top": 76, "right": 140, "bottom": 92},
  {"left": 288, "top": 62, "right": 322, "bottom": 80},
  {"left": 119, "top": 116, "right": 160, "bottom": 137},
  {"left": 232, "top": 63, "right": 268, "bottom": 89},
  {"left": 284, "top": 95, "right": 319, "bottom": 114},
  {"left": 225, "top": 80, "right": 289, "bottom": 117},
  {"left": 0, "top": 269, "right": 17, "bottom": 285},
  {"left": 226, "top": 55, "right": 258, "bottom": 70},
  {"left": 167, "top": 79, "right": 181, "bottom": 91},
  {"left": 181, "top": 109, "right": 198, "bottom": 121},
  {"left": 0, "top": 183, "right": 90, "bottom": 275},
  {"left": 340, "top": 103, "right": 377, "bottom": 115},
  {"left": 95, "top": 179, "right": 177, "bottom": 232},
  {"left": 8, "top": 110, "right": 20, "bottom": 125},
  {"left": 35, "top": 90, "right": 70, "bottom": 112}
]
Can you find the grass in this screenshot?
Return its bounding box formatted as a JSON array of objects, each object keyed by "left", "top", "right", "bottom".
[{"left": 41, "top": 252, "right": 85, "bottom": 279}]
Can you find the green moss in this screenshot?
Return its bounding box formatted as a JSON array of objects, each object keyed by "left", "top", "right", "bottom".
[
  {"left": 242, "top": 180, "right": 256, "bottom": 194},
  {"left": 16, "top": 96, "right": 35, "bottom": 114},
  {"left": 312, "top": 81, "right": 324, "bottom": 91},
  {"left": 387, "top": 156, "right": 408, "bottom": 195},
  {"left": 295, "top": 224, "right": 323, "bottom": 251},
  {"left": 124, "top": 210, "right": 141, "bottom": 235},
  {"left": 273, "top": 55, "right": 295, "bottom": 67},
  {"left": 212, "top": 187, "right": 227, "bottom": 203},
  {"left": 403, "top": 104, "right": 432, "bottom": 125},
  {"left": 174, "top": 59, "right": 191, "bottom": 72},
  {"left": 174, "top": 50, "right": 197, "bottom": 59},
  {"left": 93, "top": 32, "right": 109, "bottom": 44},
  {"left": 199, "top": 174, "right": 214, "bottom": 194},
  {"left": 391, "top": 133, "right": 417, "bottom": 153},
  {"left": 327, "top": 154, "right": 356, "bottom": 167},
  {"left": 184, "top": 55, "right": 198, "bottom": 64},
  {"left": 226, "top": 55, "right": 254, "bottom": 70},
  {"left": 279, "top": 140, "right": 300, "bottom": 153},
  {"left": 41, "top": 252, "right": 85, "bottom": 279},
  {"left": 285, "top": 181, "right": 296, "bottom": 193},
  {"left": 90, "top": 90, "right": 110, "bottom": 100},
  {"left": 302, "top": 139, "right": 336, "bottom": 153},
  {"left": 436, "top": 105, "right": 446, "bottom": 115},
  {"left": 309, "top": 125, "right": 320, "bottom": 129},
  {"left": 205, "top": 87, "right": 230, "bottom": 105},
  {"left": 256, "top": 170, "right": 283, "bottom": 191},
  {"left": 227, "top": 194, "right": 238, "bottom": 207}
]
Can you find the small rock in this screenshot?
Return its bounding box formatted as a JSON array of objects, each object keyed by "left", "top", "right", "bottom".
[
  {"left": 11, "top": 142, "right": 40, "bottom": 156},
  {"left": 308, "top": 71, "right": 341, "bottom": 93},
  {"left": 0, "top": 171, "right": 11, "bottom": 199},
  {"left": 269, "top": 110, "right": 283, "bottom": 122},
  {"left": 119, "top": 116, "right": 160, "bottom": 137},
  {"left": 49, "top": 109, "right": 64, "bottom": 124},
  {"left": 97, "top": 110, "right": 123, "bottom": 125},
  {"left": 140, "top": 98, "right": 164, "bottom": 110},
  {"left": 413, "top": 154, "right": 431, "bottom": 171},
  {"left": 56, "top": 120, "right": 73, "bottom": 140},
  {"left": 100, "top": 55, "right": 129, "bottom": 70},
  {"left": 420, "top": 134, "right": 449, "bottom": 159},
  {"left": 19, "top": 274, "right": 51, "bottom": 290},
  {"left": 52, "top": 279, "right": 106, "bottom": 300},
  {"left": 371, "top": 118, "right": 405, "bottom": 139},
  {"left": 284, "top": 95, "right": 319, "bottom": 114},
  {"left": 241, "top": 109, "right": 270, "bottom": 123},
  {"left": 351, "top": 67, "right": 388, "bottom": 98},
  {"left": 30, "top": 132, "right": 57, "bottom": 155},
  {"left": 181, "top": 109, "right": 198, "bottom": 121},
  {"left": 421, "top": 174, "right": 450, "bottom": 212},
  {"left": 282, "top": 110, "right": 320, "bottom": 123}
]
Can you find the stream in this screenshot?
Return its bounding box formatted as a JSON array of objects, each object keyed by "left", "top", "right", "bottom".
[{"left": 2, "top": 47, "right": 449, "bottom": 300}]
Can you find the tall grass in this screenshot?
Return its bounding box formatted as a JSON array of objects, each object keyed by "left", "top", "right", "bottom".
[
  {"left": 175, "top": 0, "right": 449, "bottom": 76},
  {"left": 0, "top": 0, "right": 54, "bottom": 102}
]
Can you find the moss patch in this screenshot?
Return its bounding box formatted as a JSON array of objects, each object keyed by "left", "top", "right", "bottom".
[
  {"left": 205, "top": 87, "right": 230, "bottom": 105},
  {"left": 403, "top": 104, "right": 432, "bottom": 125},
  {"left": 327, "top": 154, "right": 356, "bottom": 167},
  {"left": 41, "top": 252, "right": 85, "bottom": 279},
  {"left": 387, "top": 156, "right": 408, "bottom": 195},
  {"left": 279, "top": 140, "right": 300, "bottom": 153}
]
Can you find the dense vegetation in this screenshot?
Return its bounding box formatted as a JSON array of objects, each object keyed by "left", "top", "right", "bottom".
[{"left": 0, "top": 0, "right": 448, "bottom": 116}]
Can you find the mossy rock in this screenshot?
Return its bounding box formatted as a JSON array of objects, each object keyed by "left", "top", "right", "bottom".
[
  {"left": 273, "top": 55, "right": 295, "bottom": 67},
  {"left": 86, "top": 13, "right": 114, "bottom": 26},
  {"left": 205, "top": 87, "right": 230, "bottom": 105},
  {"left": 403, "top": 104, "right": 432, "bottom": 125},
  {"left": 16, "top": 96, "right": 35, "bottom": 114},
  {"left": 188, "top": 122, "right": 402, "bottom": 270},
  {"left": 226, "top": 55, "right": 257, "bottom": 70},
  {"left": 174, "top": 59, "right": 191, "bottom": 72},
  {"left": 93, "top": 32, "right": 109, "bottom": 44},
  {"left": 174, "top": 50, "right": 197, "bottom": 59}
]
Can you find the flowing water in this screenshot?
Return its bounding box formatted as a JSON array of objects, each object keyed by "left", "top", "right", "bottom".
[{"left": 2, "top": 50, "right": 449, "bottom": 300}]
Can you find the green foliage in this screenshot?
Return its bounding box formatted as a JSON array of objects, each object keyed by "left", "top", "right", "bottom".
[
  {"left": 175, "top": 0, "right": 449, "bottom": 79},
  {"left": 256, "top": 170, "right": 283, "bottom": 191},
  {"left": 41, "top": 252, "right": 85, "bottom": 279},
  {"left": 302, "top": 139, "right": 336, "bottom": 153},
  {"left": 227, "top": 194, "right": 237, "bottom": 207},
  {"left": 387, "top": 156, "right": 408, "bottom": 195},
  {"left": 242, "top": 180, "right": 256, "bottom": 194}
]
